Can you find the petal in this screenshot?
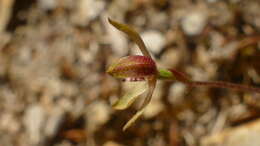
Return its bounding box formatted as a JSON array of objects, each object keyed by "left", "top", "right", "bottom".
[
  {"left": 123, "top": 76, "right": 157, "bottom": 131},
  {"left": 123, "top": 107, "right": 146, "bottom": 131},
  {"left": 108, "top": 18, "right": 151, "bottom": 58},
  {"left": 107, "top": 55, "right": 157, "bottom": 79},
  {"left": 113, "top": 81, "right": 148, "bottom": 110},
  {"left": 139, "top": 77, "right": 157, "bottom": 110}
]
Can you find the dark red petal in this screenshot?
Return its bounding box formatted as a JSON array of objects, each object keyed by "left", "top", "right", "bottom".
[{"left": 107, "top": 55, "right": 157, "bottom": 79}]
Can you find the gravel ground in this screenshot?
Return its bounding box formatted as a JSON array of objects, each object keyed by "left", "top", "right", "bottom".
[{"left": 0, "top": 0, "right": 260, "bottom": 146}]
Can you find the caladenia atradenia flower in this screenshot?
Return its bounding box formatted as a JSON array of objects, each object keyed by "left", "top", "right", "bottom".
[{"left": 106, "top": 18, "right": 260, "bottom": 131}]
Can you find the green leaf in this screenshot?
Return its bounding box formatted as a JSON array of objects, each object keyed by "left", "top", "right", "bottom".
[{"left": 113, "top": 81, "right": 148, "bottom": 110}]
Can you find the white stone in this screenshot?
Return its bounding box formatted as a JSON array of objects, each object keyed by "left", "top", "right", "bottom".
[
  {"left": 143, "top": 99, "right": 164, "bottom": 119},
  {"left": 0, "top": 113, "right": 20, "bottom": 133},
  {"left": 168, "top": 82, "right": 187, "bottom": 105},
  {"left": 141, "top": 30, "right": 166, "bottom": 54},
  {"left": 201, "top": 119, "right": 260, "bottom": 146},
  {"left": 24, "top": 105, "right": 46, "bottom": 145},
  {"left": 159, "top": 48, "right": 181, "bottom": 68},
  {"left": 72, "top": 0, "right": 105, "bottom": 26},
  {"left": 38, "top": 0, "right": 57, "bottom": 10},
  {"left": 181, "top": 10, "right": 207, "bottom": 36},
  {"left": 105, "top": 17, "right": 128, "bottom": 56},
  {"left": 44, "top": 107, "right": 64, "bottom": 137},
  {"left": 86, "top": 101, "right": 111, "bottom": 132}
]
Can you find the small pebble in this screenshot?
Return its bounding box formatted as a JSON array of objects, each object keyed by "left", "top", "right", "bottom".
[
  {"left": 141, "top": 30, "right": 166, "bottom": 54},
  {"left": 86, "top": 101, "right": 111, "bottom": 132},
  {"left": 24, "top": 104, "right": 46, "bottom": 145},
  {"left": 181, "top": 10, "right": 207, "bottom": 36}
]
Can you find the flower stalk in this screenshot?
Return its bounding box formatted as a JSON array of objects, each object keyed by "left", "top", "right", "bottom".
[{"left": 159, "top": 68, "right": 260, "bottom": 93}]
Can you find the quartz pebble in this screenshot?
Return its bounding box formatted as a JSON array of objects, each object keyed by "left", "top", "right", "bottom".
[
  {"left": 72, "top": 0, "right": 105, "bottom": 26},
  {"left": 24, "top": 105, "right": 46, "bottom": 145},
  {"left": 201, "top": 119, "right": 260, "bottom": 146},
  {"left": 181, "top": 10, "right": 208, "bottom": 36},
  {"left": 86, "top": 101, "right": 111, "bottom": 132},
  {"left": 38, "top": 0, "right": 57, "bottom": 10},
  {"left": 141, "top": 30, "right": 166, "bottom": 54},
  {"left": 168, "top": 82, "right": 187, "bottom": 105},
  {"left": 104, "top": 17, "right": 128, "bottom": 56}
]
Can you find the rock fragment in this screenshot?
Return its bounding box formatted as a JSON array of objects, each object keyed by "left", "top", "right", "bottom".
[
  {"left": 24, "top": 104, "right": 46, "bottom": 145},
  {"left": 0, "top": 0, "right": 14, "bottom": 32},
  {"left": 201, "top": 119, "right": 260, "bottom": 146},
  {"left": 181, "top": 9, "right": 208, "bottom": 36},
  {"left": 141, "top": 30, "right": 166, "bottom": 54},
  {"left": 72, "top": 0, "right": 105, "bottom": 26}
]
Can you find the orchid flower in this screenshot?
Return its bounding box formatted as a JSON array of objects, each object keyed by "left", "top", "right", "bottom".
[{"left": 106, "top": 18, "right": 260, "bottom": 131}]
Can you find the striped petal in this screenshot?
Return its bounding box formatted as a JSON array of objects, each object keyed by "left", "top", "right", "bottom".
[
  {"left": 113, "top": 81, "right": 148, "bottom": 110},
  {"left": 107, "top": 55, "right": 157, "bottom": 79},
  {"left": 123, "top": 76, "right": 157, "bottom": 131}
]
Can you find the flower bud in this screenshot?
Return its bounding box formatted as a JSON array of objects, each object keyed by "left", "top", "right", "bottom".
[{"left": 107, "top": 55, "right": 157, "bottom": 79}]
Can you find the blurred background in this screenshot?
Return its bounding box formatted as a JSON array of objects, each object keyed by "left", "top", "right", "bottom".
[{"left": 0, "top": 0, "right": 260, "bottom": 146}]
